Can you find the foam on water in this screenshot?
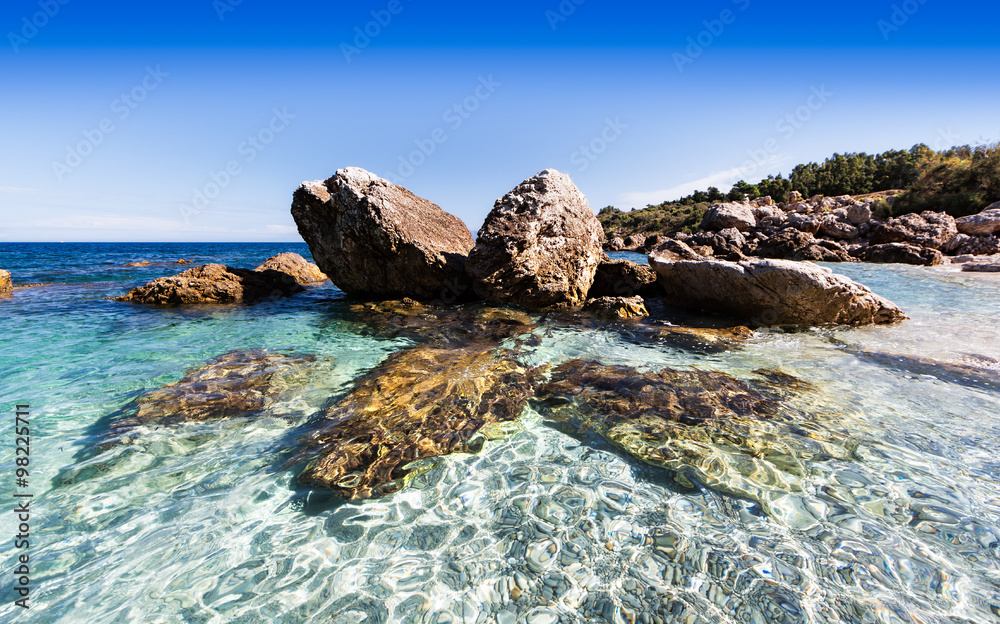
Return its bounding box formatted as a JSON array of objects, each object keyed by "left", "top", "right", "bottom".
[{"left": 2, "top": 244, "right": 1000, "bottom": 623}]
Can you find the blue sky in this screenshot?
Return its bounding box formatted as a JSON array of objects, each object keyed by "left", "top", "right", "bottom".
[{"left": 1, "top": 0, "right": 998, "bottom": 242}]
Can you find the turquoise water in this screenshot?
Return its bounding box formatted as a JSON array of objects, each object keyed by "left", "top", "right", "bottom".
[{"left": 2, "top": 244, "right": 1000, "bottom": 623}]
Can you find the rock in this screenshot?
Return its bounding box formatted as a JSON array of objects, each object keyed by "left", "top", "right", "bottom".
[
  {"left": 583, "top": 296, "right": 648, "bottom": 320},
  {"left": 793, "top": 240, "right": 852, "bottom": 263},
  {"left": 955, "top": 203, "right": 1000, "bottom": 236},
  {"left": 750, "top": 196, "right": 774, "bottom": 207},
  {"left": 346, "top": 299, "right": 536, "bottom": 345},
  {"left": 843, "top": 347, "right": 1000, "bottom": 391},
  {"left": 642, "top": 234, "right": 670, "bottom": 252},
  {"left": 954, "top": 235, "right": 1000, "bottom": 256},
  {"left": 0, "top": 270, "right": 11, "bottom": 293},
  {"left": 870, "top": 211, "right": 957, "bottom": 249},
  {"left": 786, "top": 191, "right": 803, "bottom": 204},
  {"left": 624, "top": 233, "right": 646, "bottom": 250},
  {"left": 648, "top": 239, "right": 702, "bottom": 261},
  {"left": 861, "top": 243, "right": 944, "bottom": 266},
  {"left": 755, "top": 230, "right": 851, "bottom": 262},
  {"left": 818, "top": 197, "right": 840, "bottom": 210},
  {"left": 294, "top": 344, "right": 541, "bottom": 499},
  {"left": 254, "top": 252, "right": 328, "bottom": 284},
  {"left": 819, "top": 216, "right": 859, "bottom": 240},
  {"left": 786, "top": 213, "right": 821, "bottom": 235},
  {"left": 176, "top": 259, "right": 193, "bottom": 264},
  {"left": 942, "top": 233, "right": 970, "bottom": 254},
  {"left": 962, "top": 263, "right": 1000, "bottom": 273},
  {"left": 588, "top": 259, "right": 660, "bottom": 298},
  {"left": 846, "top": 203, "right": 872, "bottom": 225},
  {"left": 103, "top": 350, "right": 316, "bottom": 446},
  {"left": 699, "top": 202, "right": 756, "bottom": 232},
  {"left": 752, "top": 205, "right": 786, "bottom": 227},
  {"left": 467, "top": 169, "right": 604, "bottom": 308},
  {"left": 606, "top": 237, "right": 626, "bottom": 251},
  {"left": 124, "top": 261, "right": 150, "bottom": 267},
  {"left": 687, "top": 230, "right": 747, "bottom": 261},
  {"left": 648, "top": 255, "right": 906, "bottom": 326},
  {"left": 291, "top": 167, "right": 474, "bottom": 300},
  {"left": 112, "top": 264, "right": 303, "bottom": 304}
]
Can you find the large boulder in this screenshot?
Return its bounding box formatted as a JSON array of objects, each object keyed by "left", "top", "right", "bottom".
[
  {"left": 466, "top": 169, "right": 604, "bottom": 308},
  {"left": 112, "top": 264, "right": 303, "bottom": 304},
  {"left": 588, "top": 259, "right": 660, "bottom": 298},
  {"left": 291, "top": 167, "right": 474, "bottom": 300},
  {"left": 870, "top": 211, "right": 957, "bottom": 249},
  {"left": 700, "top": 202, "right": 756, "bottom": 232},
  {"left": 846, "top": 203, "right": 872, "bottom": 225},
  {"left": 819, "top": 215, "right": 859, "bottom": 240},
  {"left": 0, "top": 270, "right": 10, "bottom": 293},
  {"left": 956, "top": 204, "right": 1000, "bottom": 236},
  {"left": 254, "top": 252, "right": 328, "bottom": 284},
  {"left": 861, "top": 243, "right": 944, "bottom": 266},
  {"left": 648, "top": 255, "right": 906, "bottom": 326}
]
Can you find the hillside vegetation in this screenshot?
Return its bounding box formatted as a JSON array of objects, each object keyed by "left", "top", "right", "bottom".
[{"left": 599, "top": 142, "right": 1000, "bottom": 239}]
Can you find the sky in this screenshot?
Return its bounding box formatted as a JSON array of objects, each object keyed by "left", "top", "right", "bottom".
[{"left": 1, "top": 0, "right": 998, "bottom": 242}]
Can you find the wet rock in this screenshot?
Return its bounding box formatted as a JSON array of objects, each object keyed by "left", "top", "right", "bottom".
[
  {"left": 870, "top": 211, "right": 957, "bottom": 249},
  {"left": 843, "top": 347, "right": 1000, "bottom": 391},
  {"left": 294, "top": 344, "right": 542, "bottom": 499},
  {"left": 467, "top": 169, "right": 604, "bottom": 308},
  {"left": 290, "top": 167, "right": 474, "bottom": 300},
  {"left": 0, "top": 269, "right": 10, "bottom": 293},
  {"left": 625, "top": 324, "right": 753, "bottom": 353},
  {"left": 962, "top": 263, "right": 1000, "bottom": 273},
  {"left": 861, "top": 243, "right": 944, "bottom": 266},
  {"left": 588, "top": 259, "right": 661, "bottom": 298},
  {"left": 699, "top": 202, "right": 756, "bottom": 232},
  {"left": 648, "top": 255, "right": 906, "bottom": 326},
  {"left": 105, "top": 350, "right": 316, "bottom": 441},
  {"left": 176, "top": 259, "right": 193, "bottom": 264},
  {"left": 112, "top": 264, "right": 303, "bottom": 304},
  {"left": 955, "top": 203, "right": 1000, "bottom": 236},
  {"left": 583, "top": 296, "right": 648, "bottom": 320},
  {"left": 124, "top": 261, "right": 151, "bottom": 267},
  {"left": 345, "top": 299, "right": 537, "bottom": 345},
  {"left": 254, "top": 252, "right": 328, "bottom": 284}
]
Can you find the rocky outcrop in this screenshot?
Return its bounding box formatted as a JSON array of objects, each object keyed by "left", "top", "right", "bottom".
[
  {"left": 583, "top": 296, "right": 648, "bottom": 320},
  {"left": 861, "top": 243, "right": 943, "bottom": 266},
  {"left": 955, "top": 203, "right": 1000, "bottom": 236},
  {"left": 291, "top": 167, "right": 475, "bottom": 300},
  {"left": 588, "top": 259, "right": 660, "bottom": 298},
  {"left": 648, "top": 256, "right": 906, "bottom": 326},
  {"left": 112, "top": 264, "right": 303, "bottom": 304},
  {"left": 254, "top": 252, "right": 328, "bottom": 284},
  {"left": 699, "top": 202, "right": 756, "bottom": 232},
  {"left": 0, "top": 270, "right": 11, "bottom": 293},
  {"left": 294, "top": 344, "right": 541, "bottom": 499},
  {"left": 466, "top": 169, "right": 604, "bottom": 308},
  {"left": 870, "top": 211, "right": 957, "bottom": 249}
]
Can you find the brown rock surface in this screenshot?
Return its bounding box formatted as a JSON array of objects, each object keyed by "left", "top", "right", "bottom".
[
  {"left": 291, "top": 167, "right": 474, "bottom": 300},
  {"left": 588, "top": 259, "right": 660, "bottom": 298},
  {"left": 583, "top": 296, "right": 648, "bottom": 320},
  {"left": 112, "top": 264, "right": 303, "bottom": 304},
  {"left": 870, "top": 211, "right": 957, "bottom": 249},
  {"left": 254, "top": 252, "right": 328, "bottom": 284}
]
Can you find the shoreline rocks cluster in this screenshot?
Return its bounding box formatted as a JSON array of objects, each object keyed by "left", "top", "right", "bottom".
[{"left": 608, "top": 194, "right": 1000, "bottom": 267}]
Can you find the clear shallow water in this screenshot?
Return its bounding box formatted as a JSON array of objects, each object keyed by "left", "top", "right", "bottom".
[{"left": 2, "top": 244, "right": 1000, "bottom": 623}]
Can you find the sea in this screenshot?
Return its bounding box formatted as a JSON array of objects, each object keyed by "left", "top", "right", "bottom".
[{"left": 1, "top": 242, "right": 999, "bottom": 623}]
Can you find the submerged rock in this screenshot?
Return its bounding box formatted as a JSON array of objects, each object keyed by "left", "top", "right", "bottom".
[
  {"left": 124, "top": 261, "right": 151, "bottom": 267},
  {"left": 105, "top": 350, "right": 316, "bottom": 443},
  {"left": 291, "top": 167, "right": 475, "bottom": 300},
  {"left": 294, "top": 344, "right": 542, "bottom": 499},
  {"left": 466, "top": 169, "right": 604, "bottom": 308},
  {"left": 843, "top": 347, "right": 1000, "bottom": 391},
  {"left": 112, "top": 264, "right": 303, "bottom": 304},
  {"left": 0, "top": 269, "right": 10, "bottom": 293},
  {"left": 648, "top": 256, "right": 906, "bottom": 326},
  {"left": 587, "top": 259, "right": 660, "bottom": 299},
  {"left": 345, "top": 298, "right": 537, "bottom": 345},
  {"left": 254, "top": 252, "right": 328, "bottom": 284},
  {"left": 583, "top": 296, "right": 648, "bottom": 320}
]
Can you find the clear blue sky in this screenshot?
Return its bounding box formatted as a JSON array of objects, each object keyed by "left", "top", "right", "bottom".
[{"left": 1, "top": 0, "right": 998, "bottom": 242}]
